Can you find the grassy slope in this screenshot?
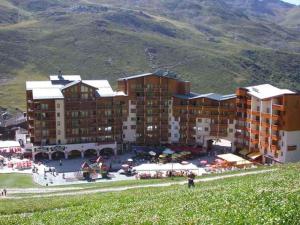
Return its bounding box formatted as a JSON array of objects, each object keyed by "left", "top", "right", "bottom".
[
  {"left": 0, "top": 173, "right": 38, "bottom": 188},
  {"left": 0, "top": 0, "right": 300, "bottom": 110},
  {"left": 0, "top": 164, "right": 300, "bottom": 224}
]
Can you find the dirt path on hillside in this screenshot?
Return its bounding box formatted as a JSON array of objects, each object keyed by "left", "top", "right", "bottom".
[{"left": 2, "top": 169, "right": 276, "bottom": 199}]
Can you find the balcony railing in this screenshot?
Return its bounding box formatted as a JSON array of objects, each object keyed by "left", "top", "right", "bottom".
[{"left": 272, "top": 104, "right": 285, "bottom": 111}]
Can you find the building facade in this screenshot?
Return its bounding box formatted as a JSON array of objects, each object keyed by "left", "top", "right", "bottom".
[
  {"left": 235, "top": 84, "right": 300, "bottom": 163},
  {"left": 26, "top": 72, "right": 300, "bottom": 163}
]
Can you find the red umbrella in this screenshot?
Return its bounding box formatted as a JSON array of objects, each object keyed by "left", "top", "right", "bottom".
[
  {"left": 200, "top": 160, "right": 208, "bottom": 165},
  {"left": 96, "top": 156, "right": 103, "bottom": 163},
  {"left": 81, "top": 161, "right": 90, "bottom": 169}
]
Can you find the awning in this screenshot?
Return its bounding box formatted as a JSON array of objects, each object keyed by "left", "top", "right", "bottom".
[
  {"left": 239, "top": 149, "right": 249, "bottom": 156},
  {"left": 247, "top": 152, "right": 262, "bottom": 160},
  {"left": 236, "top": 160, "right": 253, "bottom": 165},
  {"left": 217, "top": 153, "right": 245, "bottom": 163}
]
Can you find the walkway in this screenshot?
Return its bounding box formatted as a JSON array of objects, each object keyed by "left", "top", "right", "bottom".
[{"left": 2, "top": 169, "right": 276, "bottom": 199}]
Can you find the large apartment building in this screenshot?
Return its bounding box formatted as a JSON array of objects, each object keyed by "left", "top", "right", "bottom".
[
  {"left": 26, "top": 72, "right": 300, "bottom": 163},
  {"left": 235, "top": 84, "right": 300, "bottom": 163}
]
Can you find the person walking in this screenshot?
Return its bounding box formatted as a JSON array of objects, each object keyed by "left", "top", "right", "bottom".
[
  {"left": 3, "top": 188, "right": 7, "bottom": 196},
  {"left": 187, "top": 172, "right": 195, "bottom": 188}
]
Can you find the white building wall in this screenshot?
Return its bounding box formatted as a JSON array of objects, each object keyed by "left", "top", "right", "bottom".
[
  {"left": 280, "top": 131, "right": 300, "bottom": 163},
  {"left": 168, "top": 100, "right": 180, "bottom": 143},
  {"left": 196, "top": 118, "right": 210, "bottom": 147},
  {"left": 227, "top": 120, "right": 236, "bottom": 143},
  {"left": 55, "top": 99, "right": 66, "bottom": 144},
  {"left": 123, "top": 100, "right": 137, "bottom": 142}
]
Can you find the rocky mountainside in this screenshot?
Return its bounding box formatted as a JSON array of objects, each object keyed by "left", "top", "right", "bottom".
[{"left": 0, "top": 0, "right": 300, "bottom": 109}]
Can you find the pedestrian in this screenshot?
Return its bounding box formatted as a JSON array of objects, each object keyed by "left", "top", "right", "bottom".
[
  {"left": 187, "top": 172, "right": 195, "bottom": 188},
  {"left": 3, "top": 188, "right": 7, "bottom": 196},
  {"left": 59, "top": 160, "right": 62, "bottom": 166}
]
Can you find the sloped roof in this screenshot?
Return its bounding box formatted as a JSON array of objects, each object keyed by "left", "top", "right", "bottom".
[
  {"left": 26, "top": 81, "right": 63, "bottom": 90},
  {"left": 174, "top": 92, "right": 236, "bottom": 101},
  {"left": 32, "top": 88, "right": 64, "bottom": 100},
  {"left": 245, "top": 84, "right": 295, "bottom": 99},
  {"left": 82, "top": 80, "right": 112, "bottom": 89},
  {"left": 118, "top": 71, "right": 180, "bottom": 81},
  {"left": 60, "top": 80, "right": 81, "bottom": 90}
]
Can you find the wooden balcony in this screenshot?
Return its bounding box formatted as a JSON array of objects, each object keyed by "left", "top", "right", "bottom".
[
  {"left": 251, "top": 120, "right": 260, "bottom": 125},
  {"left": 237, "top": 108, "right": 247, "bottom": 113},
  {"left": 251, "top": 129, "right": 260, "bottom": 135},
  {"left": 236, "top": 98, "right": 246, "bottom": 104},
  {"left": 271, "top": 124, "right": 279, "bottom": 131},
  {"left": 260, "top": 131, "right": 270, "bottom": 138},
  {"left": 272, "top": 104, "right": 285, "bottom": 111},
  {"left": 261, "top": 122, "right": 270, "bottom": 128},
  {"left": 272, "top": 114, "right": 280, "bottom": 121},
  {"left": 251, "top": 138, "right": 259, "bottom": 145},
  {"left": 261, "top": 113, "right": 272, "bottom": 119},
  {"left": 235, "top": 125, "right": 246, "bottom": 130},
  {"left": 271, "top": 135, "right": 280, "bottom": 141},
  {"left": 271, "top": 145, "right": 280, "bottom": 151}
]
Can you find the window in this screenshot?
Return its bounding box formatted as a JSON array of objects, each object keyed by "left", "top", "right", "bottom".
[
  {"left": 131, "top": 125, "right": 136, "bottom": 129},
  {"left": 123, "top": 126, "right": 127, "bottom": 129},
  {"left": 57, "top": 121, "right": 60, "bottom": 126},
  {"left": 81, "top": 85, "right": 89, "bottom": 92},
  {"left": 42, "top": 129, "right": 49, "bottom": 137},
  {"left": 147, "top": 126, "right": 153, "bottom": 131},
  {"left": 41, "top": 104, "right": 48, "bottom": 110},
  {"left": 205, "top": 127, "right": 209, "bottom": 132},
  {"left": 57, "top": 130, "right": 61, "bottom": 135},
  {"left": 198, "top": 118, "right": 202, "bottom": 123},
  {"left": 57, "top": 112, "right": 60, "bottom": 117},
  {"left": 105, "top": 126, "right": 112, "bottom": 132},
  {"left": 130, "top": 109, "right": 136, "bottom": 113},
  {"left": 197, "top": 127, "right": 203, "bottom": 131},
  {"left": 57, "top": 103, "right": 60, "bottom": 109},
  {"left": 288, "top": 145, "right": 297, "bottom": 151},
  {"left": 72, "top": 128, "right": 79, "bottom": 135},
  {"left": 229, "top": 128, "right": 233, "bottom": 133}
]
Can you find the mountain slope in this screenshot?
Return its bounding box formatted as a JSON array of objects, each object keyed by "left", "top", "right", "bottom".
[{"left": 0, "top": 0, "right": 300, "bottom": 110}]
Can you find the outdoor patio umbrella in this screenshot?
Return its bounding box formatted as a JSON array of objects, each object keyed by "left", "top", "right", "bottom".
[
  {"left": 149, "top": 151, "right": 156, "bottom": 156},
  {"left": 200, "top": 160, "right": 208, "bottom": 165},
  {"left": 96, "top": 156, "right": 103, "bottom": 163},
  {"left": 81, "top": 161, "right": 90, "bottom": 169},
  {"left": 163, "top": 149, "right": 175, "bottom": 155},
  {"left": 127, "top": 158, "right": 133, "bottom": 162},
  {"left": 159, "top": 154, "right": 166, "bottom": 158}
]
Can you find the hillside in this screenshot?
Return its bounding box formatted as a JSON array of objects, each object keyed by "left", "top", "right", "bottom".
[
  {"left": 0, "top": 164, "right": 300, "bottom": 224},
  {"left": 0, "top": 0, "right": 300, "bottom": 109}
]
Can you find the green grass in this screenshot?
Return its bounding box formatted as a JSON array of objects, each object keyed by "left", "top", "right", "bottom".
[
  {"left": 0, "top": 164, "right": 299, "bottom": 224},
  {"left": 1, "top": 1, "right": 300, "bottom": 110},
  {"left": 0, "top": 173, "right": 38, "bottom": 188}
]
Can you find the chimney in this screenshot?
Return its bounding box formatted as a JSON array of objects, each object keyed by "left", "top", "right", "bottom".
[{"left": 58, "top": 70, "right": 63, "bottom": 80}]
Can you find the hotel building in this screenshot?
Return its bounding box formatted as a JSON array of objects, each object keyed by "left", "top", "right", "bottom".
[{"left": 26, "top": 72, "right": 300, "bottom": 163}]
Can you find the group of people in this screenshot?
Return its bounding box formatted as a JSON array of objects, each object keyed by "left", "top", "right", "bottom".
[{"left": 1, "top": 188, "right": 7, "bottom": 196}]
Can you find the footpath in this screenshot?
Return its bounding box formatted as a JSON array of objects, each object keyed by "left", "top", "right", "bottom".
[{"left": 2, "top": 169, "right": 276, "bottom": 199}]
